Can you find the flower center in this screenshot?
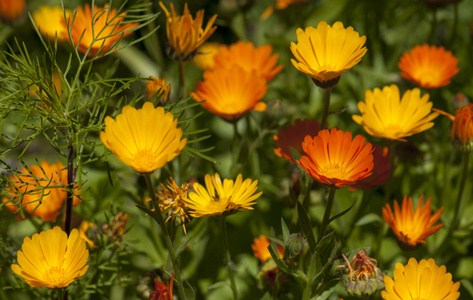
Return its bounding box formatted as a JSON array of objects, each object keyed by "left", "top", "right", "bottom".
[
  {"left": 133, "top": 149, "right": 155, "bottom": 172},
  {"left": 322, "top": 164, "right": 348, "bottom": 180},
  {"left": 384, "top": 124, "right": 402, "bottom": 138},
  {"left": 416, "top": 68, "right": 441, "bottom": 86},
  {"left": 43, "top": 266, "right": 66, "bottom": 287}
]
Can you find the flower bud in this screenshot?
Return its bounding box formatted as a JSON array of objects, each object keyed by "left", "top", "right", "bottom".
[{"left": 285, "top": 233, "right": 306, "bottom": 256}]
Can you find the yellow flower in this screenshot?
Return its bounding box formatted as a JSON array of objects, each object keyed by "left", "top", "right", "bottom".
[
  {"left": 11, "top": 226, "right": 89, "bottom": 288},
  {"left": 145, "top": 76, "right": 171, "bottom": 104},
  {"left": 32, "top": 6, "right": 71, "bottom": 41},
  {"left": 382, "top": 258, "right": 460, "bottom": 300},
  {"left": 290, "top": 21, "right": 367, "bottom": 88},
  {"left": 0, "top": 0, "right": 26, "bottom": 24},
  {"left": 78, "top": 220, "right": 96, "bottom": 248},
  {"left": 100, "top": 102, "right": 187, "bottom": 174},
  {"left": 352, "top": 84, "right": 439, "bottom": 141},
  {"left": 185, "top": 173, "right": 262, "bottom": 217},
  {"left": 194, "top": 42, "right": 221, "bottom": 70},
  {"left": 159, "top": 1, "right": 217, "bottom": 61}
]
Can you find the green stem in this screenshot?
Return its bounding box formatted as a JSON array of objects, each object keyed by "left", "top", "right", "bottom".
[
  {"left": 230, "top": 122, "right": 241, "bottom": 176},
  {"left": 64, "top": 143, "right": 74, "bottom": 236},
  {"left": 144, "top": 0, "right": 164, "bottom": 66},
  {"left": 302, "top": 252, "right": 317, "bottom": 300},
  {"left": 220, "top": 216, "right": 238, "bottom": 300},
  {"left": 448, "top": 3, "right": 459, "bottom": 48},
  {"left": 318, "top": 187, "right": 336, "bottom": 243},
  {"left": 320, "top": 88, "right": 331, "bottom": 129},
  {"left": 384, "top": 142, "right": 397, "bottom": 203},
  {"left": 344, "top": 190, "right": 369, "bottom": 239},
  {"left": 57, "top": 288, "right": 64, "bottom": 300},
  {"left": 452, "top": 152, "right": 470, "bottom": 230},
  {"left": 179, "top": 61, "right": 186, "bottom": 99},
  {"left": 144, "top": 174, "right": 186, "bottom": 300},
  {"left": 428, "top": 8, "right": 437, "bottom": 44}
]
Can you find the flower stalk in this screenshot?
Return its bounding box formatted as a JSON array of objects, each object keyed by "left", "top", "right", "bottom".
[
  {"left": 318, "top": 187, "right": 336, "bottom": 243},
  {"left": 220, "top": 216, "right": 238, "bottom": 300},
  {"left": 452, "top": 152, "right": 470, "bottom": 230},
  {"left": 179, "top": 61, "right": 187, "bottom": 99},
  {"left": 320, "top": 88, "right": 331, "bottom": 129}
]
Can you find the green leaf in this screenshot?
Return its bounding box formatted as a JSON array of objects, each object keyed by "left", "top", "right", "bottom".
[
  {"left": 281, "top": 218, "right": 291, "bottom": 242},
  {"left": 355, "top": 213, "right": 383, "bottom": 227},
  {"left": 328, "top": 200, "right": 356, "bottom": 223},
  {"left": 175, "top": 237, "right": 191, "bottom": 258}
]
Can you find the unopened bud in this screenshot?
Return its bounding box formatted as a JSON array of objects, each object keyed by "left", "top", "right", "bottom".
[{"left": 285, "top": 233, "right": 306, "bottom": 256}]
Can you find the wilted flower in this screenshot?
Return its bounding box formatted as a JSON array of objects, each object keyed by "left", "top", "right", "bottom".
[
  {"left": 261, "top": 0, "right": 309, "bottom": 20},
  {"left": 382, "top": 195, "right": 443, "bottom": 251},
  {"left": 0, "top": 0, "right": 26, "bottom": 24},
  {"left": 252, "top": 235, "right": 284, "bottom": 263},
  {"left": 398, "top": 44, "right": 459, "bottom": 89},
  {"left": 149, "top": 273, "right": 174, "bottom": 300},
  {"left": 145, "top": 76, "right": 171, "bottom": 104},
  {"left": 382, "top": 258, "right": 460, "bottom": 300},
  {"left": 349, "top": 146, "right": 391, "bottom": 191},
  {"left": 194, "top": 42, "right": 221, "bottom": 70},
  {"left": 102, "top": 212, "right": 129, "bottom": 245},
  {"left": 11, "top": 226, "right": 89, "bottom": 288},
  {"left": 298, "top": 128, "right": 374, "bottom": 189},
  {"left": 32, "top": 6, "right": 70, "bottom": 41},
  {"left": 290, "top": 21, "right": 367, "bottom": 88},
  {"left": 156, "top": 178, "right": 190, "bottom": 234}
]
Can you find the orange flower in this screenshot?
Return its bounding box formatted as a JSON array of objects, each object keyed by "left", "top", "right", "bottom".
[
  {"left": 66, "top": 4, "right": 139, "bottom": 57},
  {"left": 2, "top": 161, "right": 80, "bottom": 221},
  {"left": 145, "top": 76, "right": 171, "bottom": 104},
  {"left": 159, "top": 2, "right": 217, "bottom": 61},
  {"left": 349, "top": 146, "right": 391, "bottom": 191},
  {"left": 212, "top": 41, "right": 283, "bottom": 82},
  {"left": 261, "top": 0, "right": 309, "bottom": 20},
  {"left": 298, "top": 128, "right": 374, "bottom": 188},
  {"left": 452, "top": 103, "right": 473, "bottom": 151},
  {"left": 382, "top": 195, "right": 443, "bottom": 251},
  {"left": 194, "top": 42, "right": 221, "bottom": 70},
  {"left": 252, "top": 235, "right": 284, "bottom": 263},
  {"left": 274, "top": 119, "right": 321, "bottom": 162},
  {"left": 149, "top": 273, "right": 174, "bottom": 300},
  {"left": 191, "top": 65, "right": 268, "bottom": 122},
  {"left": 398, "top": 44, "right": 459, "bottom": 89},
  {"left": 0, "top": 0, "right": 26, "bottom": 24}
]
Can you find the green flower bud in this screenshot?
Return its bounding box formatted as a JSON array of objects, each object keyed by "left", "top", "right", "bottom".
[{"left": 285, "top": 233, "right": 306, "bottom": 256}]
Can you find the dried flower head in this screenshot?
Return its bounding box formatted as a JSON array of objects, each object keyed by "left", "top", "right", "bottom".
[
  {"left": 149, "top": 273, "right": 174, "bottom": 300},
  {"left": 156, "top": 178, "right": 190, "bottom": 234},
  {"left": 274, "top": 119, "right": 321, "bottom": 162}
]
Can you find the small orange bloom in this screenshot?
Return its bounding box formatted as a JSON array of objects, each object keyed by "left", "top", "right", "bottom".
[
  {"left": 212, "top": 41, "right": 283, "bottom": 82},
  {"left": 145, "top": 76, "right": 171, "bottom": 104},
  {"left": 149, "top": 273, "right": 174, "bottom": 300},
  {"left": 66, "top": 4, "right": 139, "bottom": 57},
  {"left": 349, "top": 146, "right": 391, "bottom": 191},
  {"left": 452, "top": 103, "right": 473, "bottom": 150},
  {"left": 382, "top": 195, "right": 443, "bottom": 251},
  {"left": 0, "top": 0, "right": 26, "bottom": 24},
  {"left": 298, "top": 128, "right": 374, "bottom": 188},
  {"left": 252, "top": 235, "right": 284, "bottom": 263},
  {"left": 398, "top": 44, "right": 459, "bottom": 89},
  {"left": 274, "top": 119, "right": 321, "bottom": 162},
  {"left": 261, "top": 0, "right": 309, "bottom": 20},
  {"left": 191, "top": 65, "right": 268, "bottom": 122}
]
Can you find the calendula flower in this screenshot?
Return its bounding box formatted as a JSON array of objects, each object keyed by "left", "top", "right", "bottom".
[
  {"left": 353, "top": 84, "right": 439, "bottom": 141},
  {"left": 184, "top": 173, "right": 262, "bottom": 217},
  {"left": 274, "top": 118, "right": 321, "bottom": 163},
  {"left": 78, "top": 220, "right": 97, "bottom": 248},
  {"left": 349, "top": 146, "right": 391, "bottom": 191},
  {"left": 156, "top": 178, "right": 190, "bottom": 234},
  {"left": 145, "top": 76, "right": 171, "bottom": 104},
  {"left": 11, "top": 226, "right": 89, "bottom": 288},
  {"left": 149, "top": 273, "right": 174, "bottom": 300},
  {"left": 290, "top": 21, "right": 367, "bottom": 88},
  {"left": 298, "top": 128, "right": 374, "bottom": 189},
  {"left": 212, "top": 41, "right": 283, "bottom": 82},
  {"left": 0, "top": 0, "right": 26, "bottom": 24},
  {"left": 451, "top": 103, "right": 473, "bottom": 151},
  {"left": 32, "top": 6, "right": 71, "bottom": 41},
  {"left": 100, "top": 102, "right": 187, "bottom": 174},
  {"left": 252, "top": 235, "right": 284, "bottom": 263},
  {"left": 261, "top": 0, "right": 309, "bottom": 20},
  {"left": 159, "top": 1, "right": 217, "bottom": 61},
  {"left": 398, "top": 44, "right": 459, "bottom": 89},
  {"left": 66, "top": 4, "right": 139, "bottom": 57},
  {"left": 191, "top": 65, "right": 268, "bottom": 122},
  {"left": 2, "top": 161, "right": 80, "bottom": 222},
  {"left": 382, "top": 258, "right": 460, "bottom": 300},
  {"left": 382, "top": 195, "right": 443, "bottom": 251},
  {"left": 194, "top": 42, "right": 221, "bottom": 70}
]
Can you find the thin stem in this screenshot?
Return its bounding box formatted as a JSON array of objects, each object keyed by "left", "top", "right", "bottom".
[
  {"left": 220, "top": 216, "right": 238, "bottom": 300},
  {"left": 144, "top": 173, "right": 186, "bottom": 300},
  {"left": 384, "top": 142, "right": 397, "bottom": 203},
  {"left": 179, "top": 61, "right": 186, "bottom": 99},
  {"left": 230, "top": 122, "right": 241, "bottom": 177},
  {"left": 318, "top": 187, "right": 336, "bottom": 243},
  {"left": 57, "top": 288, "right": 64, "bottom": 300},
  {"left": 144, "top": 0, "right": 164, "bottom": 66},
  {"left": 452, "top": 152, "right": 470, "bottom": 230},
  {"left": 302, "top": 252, "right": 317, "bottom": 300},
  {"left": 64, "top": 144, "right": 74, "bottom": 236},
  {"left": 344, "top": 190, "right": 369, "bottom": 239},
  {"left": 428, "top": 8, "right": 438, "bottom": 44},
  {"left": 448, "top": 3, "right": 459, "bottom": 48},
  {"left": 320, "top": 88, "right": 331, "bottom": 129}
]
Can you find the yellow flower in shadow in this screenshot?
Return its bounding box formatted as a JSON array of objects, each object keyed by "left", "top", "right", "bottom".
[
  {"left": 32, "top": 6, "right": 71, "bottom": 41},
  {"left": 100, "top": 102, "right": 187, "bottom": 174},
  {"left": 145, "top": 76, "right": 171, "bottom": 105},
  {"left": 11, "top": 226, "right": 89, "bottom": 288}
]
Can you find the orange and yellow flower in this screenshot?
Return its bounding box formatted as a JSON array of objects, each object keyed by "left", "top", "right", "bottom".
[
  {"left": 65, "top": 4, "right": 139, "bottom": 57},
  {"left": 100, "top": 102, "right": 187, "bottom": 174},
  {"left": 194, "top": 42, "right": 221, "bottom": 70},
  {"left": 3, "top": 161, "right": 80, "bottom": 222},
  {"left": 451, "top": 103, "right": 473, "bottom": 151},
  {"left": 298, "top": 128, "right": 374, "bottom": 189},
  {"left": 398, "top": 44, "right": 459, "bottom": 89},
  {"left": 353, "top": 84, "right": 439, "bottom": 141},
  {"left": 252, "top": 235, "right": 284, "bottom": 263},
  {"left": 382, "top": 258, "right": 460, "bottom": 300},
  {"left": 382, "top": 195, "right": 443, "bottom": 251},
  {"left": 32, "top": 6, "right": 70, "bottom": 41},
  {"left": 261, "top": 0, "right": 309, "bottom": 20},
  {"left": 274, "top": 118, "right": 321, "bottom": 162},
  {"left": 191, "top": 65, "right": 268, "bottom": 122},
  {"left": 159, "top": 1, "right": 217, "bottom": 61},
  {"left": 290, "top": 21, "right": 367, "bottom": 88},
  {"left": 0, "top": 0, "right": 26, "bottom": 24},
  {"left": 349, "top": 146, "right": 391, "bottom": 191},
  {"left": 149, "top": 273, "right": 174, "bottom": 300},
  {"left": 145, "top": 76, "right": 171, "bottom": 104}
]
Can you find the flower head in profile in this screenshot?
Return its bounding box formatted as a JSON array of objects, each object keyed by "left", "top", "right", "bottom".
[
  {"left": 33, "top": 6, "right": 71, "bottom": 41},
  {"left": 349, "top": 146, "right": 391, "bottom": 191},
  {"left": 212, "top": 41, "right": 283, "bottom": 82},
  {"left": 261, "top": 0, "right": 309, "bottom": 20},
  {"left": 66, "top": 4, "right": 139, "bottom": 57},
  {"left": 0, "top": 0, "right": 26, "bottom": 24},
  {"left": 149, "top": 273, "right": 174, "bottom": 300},
  {"left": 353, "top": 84, "right": 439, "bottom": 141},
  {"left": 382, "top": 195, "right": 443, "bottom": 251},
  {"left": 194, "top": 42, "right": 221, "bottom": 70},
  {"left": 191, "top": 65, "right": 268, "bottom": 122},
  {"left": 100, "top": 102, "right": 187, "bottom": 174},
  {"left": 274, "top": 119, "right": 321, "bottom": 162},
  {"left": 382, "top": 258, "right": 460, "bottom": 300},
  {"left": 156, "top": 178, "right": 190, "bottom": 234},
  {"left": 298, "top": 128, "right": 374, "bottom": 189},
  {"left": 451, "top": 103, "right": 473, "bottom": 151},
  {"left": 11, "top": 226, "right": 89, "bottom": 288},
  {"left": 252, "top": 235, "right": 284, "bottom": 263},
  {"left": 2, "top": 161, "right": 80, "bottom": 222},
  {"left": 184, "top": 173, "right": 262, "bottom": 217},
  {"left": 398, "top": 44, "right": 459, "bottom": 89},
  {"left": 145, "top": 76, "right": 171, "bottom": 105},
  {"left": 159, "top": 1, "right": 217, "bottom": 62},
  {"left": 290, "top": 21, "right": 367, "bottom": 88}
]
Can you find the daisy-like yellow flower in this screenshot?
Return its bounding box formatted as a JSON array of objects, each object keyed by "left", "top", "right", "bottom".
[
  {"left": 100, "top": 102, "right": 187, "bottom": 174},
  {"left": 156, "top": 178, "right": 190, "bottom": 234},
  {"left": 159, "top": 1, "right": 217, "bottom": 62},
  {"left": 382, "top": 258, "right": 460, "bottom": 300},
  {"left": 65, "top": 4, "right": 139, "bottom": 57},
  {"left": 0, "top": 0, "right": 26, "bottom": 24},
  {"left": 191, "top": 65, "right": 268, "bottom": 122},
  {"left": 184, "top": 173, "right": 262, "bottom": 217},
  {"left": 145, "top": 76, "right": 171, "bottom": 104},
  {"left": 211, "top": 41, "right": 283, "bottom": 82},
  {"left": 398, "top": 44, "right": 459, "bottom": 89},
  {"left": 298, "top": 128, "right": 374, "bottom": 189},
  {"left": 290, "top": 21, "right": 367, "bottom": 88},
  {"left": 353, "top": 84, "right": 439, "bottom": 141},
  {"left": 194, "top": 42, "right": 221, "bottom": 70},
  {"left": 32, "top": 6, "right": 71, "bottom": 41},
  {"left": 261, "top": 0, "right": 309, "bottom": 20},
  {"left": 11, "top": 226, "right": 89, "bottom": 288},
  {"left": 382, "top": 195, "right": 443, "bottom": 251}
]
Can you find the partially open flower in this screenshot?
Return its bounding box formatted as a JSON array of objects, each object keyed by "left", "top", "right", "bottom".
[
  {"left": 452, "top": 103, "right": 473, "bottom": 151},
  {"left": 32, "top": 6, "right": 71, "bottom": 41},
  {"left": 156, "top": 178, "right": 190, "bottom": 234},
  {"left": 145, "top": 76, "right": 171, "bottom": 105},
  {"left": 149, "top": 273, "right": 174, "bottom": 300},
  {"left": 0, "top": 0, "right": 26, "bottom": 24}
]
